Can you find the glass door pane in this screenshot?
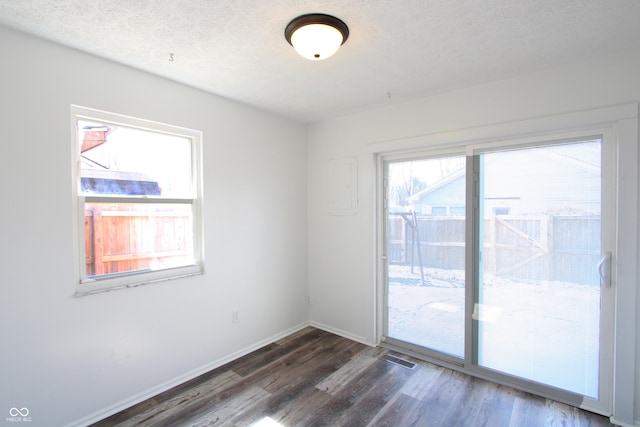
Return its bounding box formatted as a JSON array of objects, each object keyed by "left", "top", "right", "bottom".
[
  {"left": 385, "top": 155, "right": 466, "bottom": 358},
  {"left": 476, "top": 139, "right": 602, "bottom": 397}
]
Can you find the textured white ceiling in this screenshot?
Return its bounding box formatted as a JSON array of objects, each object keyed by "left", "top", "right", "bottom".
[{"left": 1, "top": 0, "right": 640, "bottom": 123}]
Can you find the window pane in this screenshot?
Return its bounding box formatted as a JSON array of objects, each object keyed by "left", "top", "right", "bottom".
[
  {"left": 477, "top": 140, "right": 601, "bottom": 397},
  {"left": 84, "top": 202, "right": 194, "bottom": 279},
  {"left": 386, "top": 155, "right": 466, "bottom": 358},
  {"left": 79, "top": 121, "right": 192, "bottom": 198}
]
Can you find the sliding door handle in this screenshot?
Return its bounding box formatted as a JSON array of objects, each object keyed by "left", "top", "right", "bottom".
[{"left": 597, "top": 251, "right": 612, "bottom": 288}]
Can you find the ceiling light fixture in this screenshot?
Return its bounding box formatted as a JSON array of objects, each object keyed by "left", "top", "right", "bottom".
[{"left": 284, "top": 13, "right": 349, "bottom": 60}]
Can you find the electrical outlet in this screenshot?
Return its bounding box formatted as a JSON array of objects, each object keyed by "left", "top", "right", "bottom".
[{"left": 232, "top": 310, "right": 240, "bottom": 323}]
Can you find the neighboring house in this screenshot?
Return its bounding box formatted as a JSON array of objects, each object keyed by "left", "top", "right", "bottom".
[
  {"left": 407, "top": 168, "right": 466, "bottom": 216},
  {"left": 80, "top": 168, "right": 161, "bottom": 196},
  {"left": 80, "top": 126, "right": 161, "bottom": 196},
  {"left": 407, "top": 142, "right": 601, "bottom": 216}
]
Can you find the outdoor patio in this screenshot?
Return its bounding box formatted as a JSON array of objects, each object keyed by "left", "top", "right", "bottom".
[{"left": 387, "top": 264, "right": 600, "bottom": 397}]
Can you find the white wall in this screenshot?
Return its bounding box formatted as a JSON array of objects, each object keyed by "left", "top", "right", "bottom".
[
  {"left": 0, "top": 25, "right": 308, "bottom": 426},
  {"left": 308, "top": 49, "right": 640, "bottom": 424}
]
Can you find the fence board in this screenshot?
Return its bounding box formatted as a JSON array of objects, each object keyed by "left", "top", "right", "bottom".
[
  {"left": 388, "top": 214, "right": 600, "bottom": 285},
  {"left": 84, "top": 205, "right": 192, "bottom": 277}
]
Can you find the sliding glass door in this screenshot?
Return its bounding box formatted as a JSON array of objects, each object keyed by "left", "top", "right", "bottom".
[
  {"left": 475, "top": 140, "right": 603, "bottom": 397},
  {"left": 384, "top": 155, "right": 466, "bottom": 359},
  {"left": 382, "top": 135, "right": 613, "bottom": 412}
]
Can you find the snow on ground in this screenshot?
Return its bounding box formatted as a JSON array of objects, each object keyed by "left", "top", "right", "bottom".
[{"left": 387, "top": 264, "right": 600, "bottom": 397}]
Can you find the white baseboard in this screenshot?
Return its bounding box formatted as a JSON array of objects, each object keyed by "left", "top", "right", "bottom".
[
  {"left": 67, "top": 322, "right": 309, "bottom": 427},
  {"left": 308, "top": 321, "right": 376, "bottom": 346}
]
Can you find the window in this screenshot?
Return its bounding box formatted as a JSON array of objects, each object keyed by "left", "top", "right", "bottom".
[
  {"left": 72, "top": 106, "right": 203, "bottom": 295},
  {"left": 492, "top": 207, "right": 510, "bottom": 216},
  {"left": 431, "top": 206, "right": 447, "bottom": 215}
]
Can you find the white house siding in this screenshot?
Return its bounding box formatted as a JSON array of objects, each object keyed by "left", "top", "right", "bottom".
[{"left": 413, "top": 143, "right": 601, "bottom": 217}]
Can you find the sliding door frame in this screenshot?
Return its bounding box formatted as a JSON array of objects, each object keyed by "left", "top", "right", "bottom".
[
  {"left": 380, "top": 148, "right": 468, "bottom": 367},
  {"left": 375, "top": 106, "right": 638, "bottom": 418},
  {"left": 466, "top": 132, "right": 615, "bottom": 415}
]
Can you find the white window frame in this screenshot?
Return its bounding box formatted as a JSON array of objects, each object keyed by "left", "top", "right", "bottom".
[{"left": 71, "top": 105, "right": 204, "bottom": 296}]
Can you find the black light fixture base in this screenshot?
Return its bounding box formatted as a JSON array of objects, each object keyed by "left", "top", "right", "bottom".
[{"left": 284, "top": 13, "right": 350, "bottom": 47}]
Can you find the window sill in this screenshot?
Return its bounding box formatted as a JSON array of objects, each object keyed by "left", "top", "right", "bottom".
[{"left": 73, "top": 266, "right": 205, "bottom": 297}]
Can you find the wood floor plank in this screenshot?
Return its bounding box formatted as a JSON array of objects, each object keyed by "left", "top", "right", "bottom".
[
  {"left": 546, "top": 400, "right": 579, "bottom": 427},
  {"left": 109, "top": 370, "right": 244, "bottom": 427},
  {"left": 545, "top": 400, "right": 614, "bottom": 427},
  {"left": 132, "top": 350, "right": 298, "bottom": 427},
  {"left": 303, "top": 359, "right": 413, "bottom": 426},
  {"left": 224, "top": 328, "right": 331, "bottom": 377},
  {"left": 257, "top": 333, "right": 359, "bottom": 393},
  {"left": 94, "top": 397, "right": 160, "bottom": 426},
  {"left": 185, "top": 385, "right": 271, "bottom": 427},
  {"left": 273, "top": 326, "right": 318, "bottom": 346},
  {"left": 472, "top": 383, "right": 520, "bottom": 427},
  {"left": 443, "top": 376, "right": 496, "bottom": 426},
  {"left": 315, "top": 345, "right": 387, "bottom": 395},
  {"left": 509, "top": 393, "right": 547, "bottom": 427},
  {"left": 91, "top": 327, "right": 615, "bottom": 427},
  {"left": 365, "top": 392, "right": 423, "bottom": 426},
  {"left": 227, "top": 340, "right": 364, "bottom": 425},
  {"left": 397, "top": 361, "right": 445, "bottom": 400},
  {"left": 271, "top": 388, "right": 334, "bottom": 426},
  {"left": 227, "top": 379, "right": 329, "bottom": 426},
  {"left": 408, "top": 369, "right": 473, "bottom": 426},
  {"left": 334, "top": 362, "right": 414, "bottom": 426}
]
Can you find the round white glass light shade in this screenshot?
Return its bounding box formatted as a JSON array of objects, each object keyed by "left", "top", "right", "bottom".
[{"left": 290, "top": 23, "right": 344, "bottom": 60}]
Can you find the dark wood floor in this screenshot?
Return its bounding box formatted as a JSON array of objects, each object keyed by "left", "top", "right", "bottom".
[{"left": 92, "top": 327, "right": 614, "bottom": 426}]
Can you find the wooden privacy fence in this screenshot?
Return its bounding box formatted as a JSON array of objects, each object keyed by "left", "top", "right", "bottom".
[
  {"left": 388, "top": 214, "right": 601, "bottom": 285},
  {"left": 84, "top": 204, "right": 192, "bottom": 277}
]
